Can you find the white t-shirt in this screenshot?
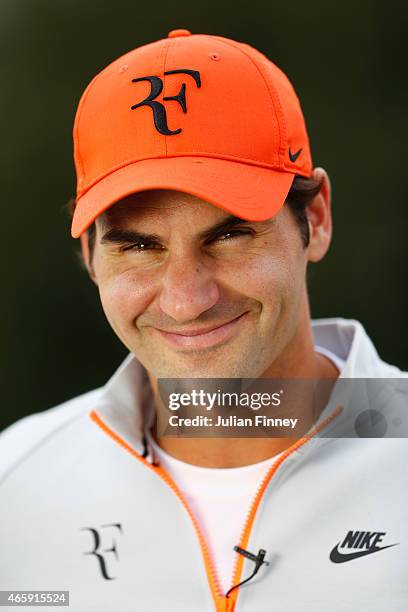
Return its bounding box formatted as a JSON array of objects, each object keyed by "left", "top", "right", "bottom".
[{"left": 145, "top": 346, "right": 346, "bottom": 595}]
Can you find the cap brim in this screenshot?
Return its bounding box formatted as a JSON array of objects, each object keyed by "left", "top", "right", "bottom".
[{"left": 71, "top": 157, "right": 297, "bottom": 238}]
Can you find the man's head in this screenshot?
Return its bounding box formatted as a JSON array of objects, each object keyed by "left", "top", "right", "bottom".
[{"left": 71, "top": 30, "right": 332, "bottom": 379}]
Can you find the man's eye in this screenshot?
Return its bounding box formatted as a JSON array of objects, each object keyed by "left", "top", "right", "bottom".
[
  {"left": 121, "top": 242, "right": 162, "bottom": 252},
  {"left": 211, "top": 229, "right": 253, "bottom": 243}
]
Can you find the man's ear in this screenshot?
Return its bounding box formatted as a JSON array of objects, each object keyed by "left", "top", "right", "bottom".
[
  {"left": 306, "top": 167, "right": 332, "bottom": 263},
  {"left": 80, "top": 232, "right": 97, "bottom": 284}
]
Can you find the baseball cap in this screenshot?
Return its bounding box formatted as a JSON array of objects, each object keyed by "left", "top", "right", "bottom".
[{"left": 71, "top": 29, "right": 312, "bottom": 238}]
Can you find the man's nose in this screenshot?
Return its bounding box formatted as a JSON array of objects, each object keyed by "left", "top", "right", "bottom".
[{"left": 159, "top": 255, "right": 220, "bottom": 323}]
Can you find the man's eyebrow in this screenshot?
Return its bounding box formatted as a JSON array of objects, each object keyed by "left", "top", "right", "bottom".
[
  {"left": 100, "top": 214, "right": 258, "bottom": 246},
  {"left": 100, "top": 228, "right": 161, "bottom": 245}
]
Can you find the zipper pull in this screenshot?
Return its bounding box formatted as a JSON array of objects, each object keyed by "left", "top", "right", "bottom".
[
  {"left": 226, "top": 546, "right": 269, "bottom": 598},
  {"left": 141, "top": 434, "right": 160, "bottom": 466}
]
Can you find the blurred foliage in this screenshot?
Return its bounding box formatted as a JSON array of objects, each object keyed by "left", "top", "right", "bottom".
[{"left": 1, "top": 0, "right": 407, "bottom": 430}]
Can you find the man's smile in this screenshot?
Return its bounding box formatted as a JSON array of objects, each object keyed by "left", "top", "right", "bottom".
[{"left": 151, "top": 311, "right": 250, "bottom": 350}]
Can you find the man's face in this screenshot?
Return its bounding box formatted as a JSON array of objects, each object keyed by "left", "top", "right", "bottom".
[{"left": 89, "top": 190, "right": 309, "bottom": 379}]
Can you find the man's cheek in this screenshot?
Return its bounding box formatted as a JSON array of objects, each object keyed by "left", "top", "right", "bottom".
[
  {"left": 249, "top": 256, "right": 291, "bottom": 301},
  {"left": 98, "top": 275, "right": 153, "bottom": 331}
]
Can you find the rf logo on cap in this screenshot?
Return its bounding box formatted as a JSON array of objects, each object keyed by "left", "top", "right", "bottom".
[{"left": 131, "top": 69, "right": 201, "bottom": 136}]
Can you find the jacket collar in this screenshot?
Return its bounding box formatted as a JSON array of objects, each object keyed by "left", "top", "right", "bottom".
[
  {"left": 92, "top": 352, "right": 151, "bottom": 456},
  {"left": 311, "top": 317, "right": 383, "bottom": 377}
]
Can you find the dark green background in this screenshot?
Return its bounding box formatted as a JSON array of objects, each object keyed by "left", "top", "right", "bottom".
[{"left": 1, "top": 0, "right": 407, "bottom": 431}]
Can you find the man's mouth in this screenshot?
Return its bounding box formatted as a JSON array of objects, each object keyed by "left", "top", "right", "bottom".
[{"left": 153, "top": 312, "right": 249, "bottom": 350}]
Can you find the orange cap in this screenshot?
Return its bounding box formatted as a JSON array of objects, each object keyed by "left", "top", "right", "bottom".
[{"left": 71, "top": 30, "right": 312, "bottom": 238}]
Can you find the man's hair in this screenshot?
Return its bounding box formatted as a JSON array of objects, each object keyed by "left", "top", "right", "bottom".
[
  {"left": 69, "top": 174, "right": 322, "bottom": 263},
  {"left": 285, "top": 174, "right": 323, "bottom": 247}
]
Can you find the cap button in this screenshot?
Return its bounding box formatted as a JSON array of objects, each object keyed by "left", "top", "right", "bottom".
[{"left": 167, "top": 29, "right": 192, "bottom": 38}]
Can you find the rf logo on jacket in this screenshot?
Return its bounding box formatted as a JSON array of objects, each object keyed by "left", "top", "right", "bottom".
[{"left": 81, "top": 523, "right": 123, "bottom": 580}]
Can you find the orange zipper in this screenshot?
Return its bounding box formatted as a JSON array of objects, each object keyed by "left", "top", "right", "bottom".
[{"left": 90, "top": 404, "right": 343, "bottom": 612}]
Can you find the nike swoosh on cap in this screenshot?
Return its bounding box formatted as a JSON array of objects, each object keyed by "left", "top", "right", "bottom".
[
  {"left": 330, "top": 543, "right": 399, "bottom": 564},
  {"left": 288, "top": 147, "right": 302, "bottom": 162}
]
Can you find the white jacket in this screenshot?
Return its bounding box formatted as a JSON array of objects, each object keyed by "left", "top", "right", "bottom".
[{"left": 0, "top": 318, "right": 407, "bottom": 612}]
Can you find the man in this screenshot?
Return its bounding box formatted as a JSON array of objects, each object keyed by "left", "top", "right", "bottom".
[{"left": 1, "top": 29, "right": 407, "bottom": 611}]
